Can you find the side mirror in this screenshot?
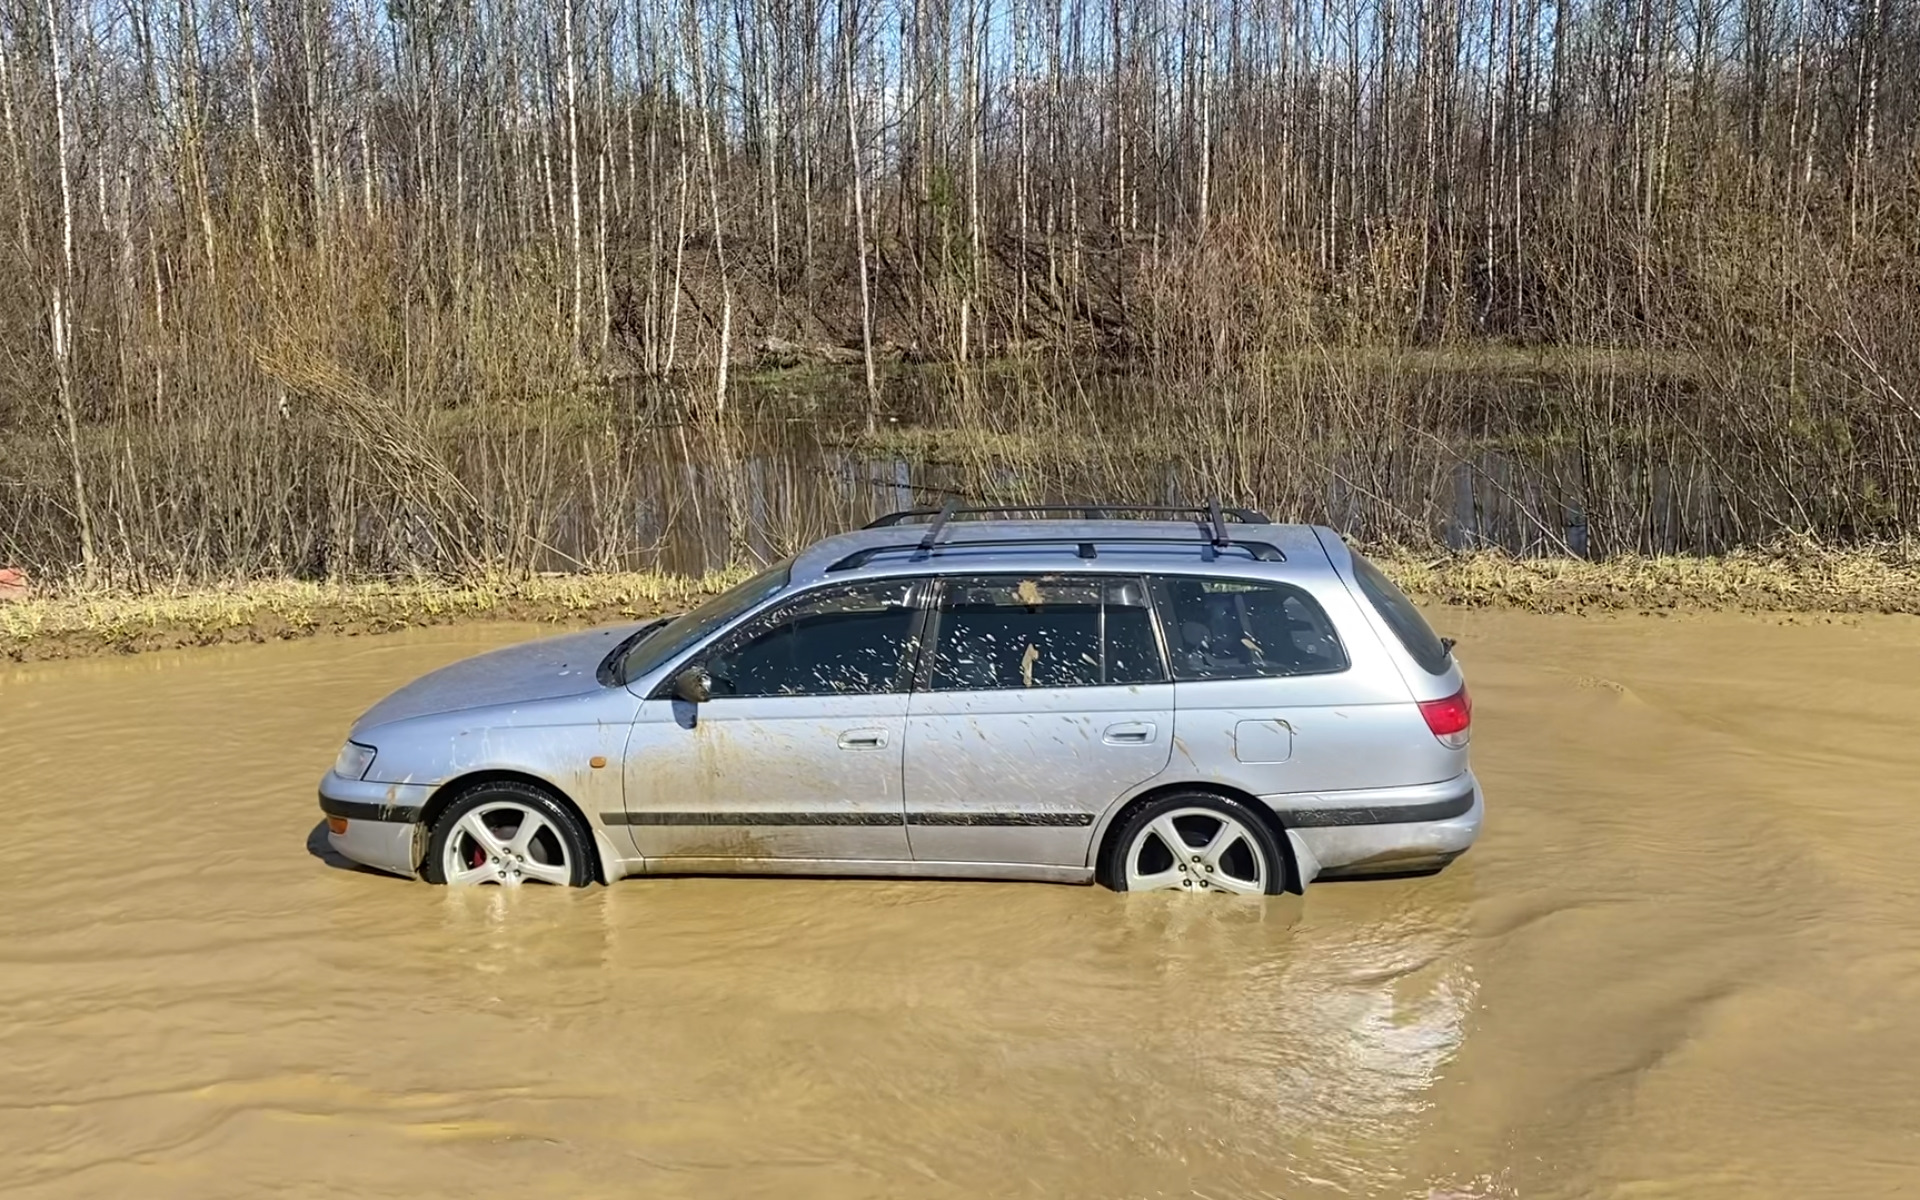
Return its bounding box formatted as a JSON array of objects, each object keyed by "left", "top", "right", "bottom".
[{"left": 671, "top": 667, "right": 712, "bottom": 704}]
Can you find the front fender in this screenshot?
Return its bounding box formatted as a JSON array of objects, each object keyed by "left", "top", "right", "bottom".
[{"left": 356, "top": 690, "right": 640, "bottom": 837}]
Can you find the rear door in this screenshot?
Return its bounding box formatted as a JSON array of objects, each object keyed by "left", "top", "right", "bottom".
[{"left": 901, "top": 574, "right": 1173, "bottom": 867}]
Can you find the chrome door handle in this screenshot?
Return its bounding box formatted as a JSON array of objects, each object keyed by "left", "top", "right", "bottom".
[
  {"left": 1103, "top": 722, "right": 1156, "bottom": 744},
  {"left": 838, "top": 729, "right": 889, "bottom": 750}
]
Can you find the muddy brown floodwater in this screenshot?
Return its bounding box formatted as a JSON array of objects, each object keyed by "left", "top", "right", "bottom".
[{"left": 4, "top": 610, "right": 1920, "bottom": 1198}]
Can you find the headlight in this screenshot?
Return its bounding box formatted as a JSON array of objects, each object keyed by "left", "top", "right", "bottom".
[{"left": 332, "top": 741, "right": 377, "bottom": 780}]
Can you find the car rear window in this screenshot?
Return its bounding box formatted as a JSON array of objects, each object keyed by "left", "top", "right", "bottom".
[{"left": 1349, "top": 553, "right": 1452, "bottom": 675}]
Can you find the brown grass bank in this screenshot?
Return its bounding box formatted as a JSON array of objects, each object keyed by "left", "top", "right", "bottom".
[
  {"left": 0, "top": 571, "right": 746, "bottom": 663},
  {"left": 6, "top": 548, "right": 1916, "bottom": 664}
]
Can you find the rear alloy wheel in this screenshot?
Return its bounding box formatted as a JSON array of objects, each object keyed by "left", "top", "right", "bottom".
[
  {"left": 1108, "top": 793, "right": 1286, "bottom": 895},
  {"left": 422, "top": 782, "right": 593, "bottom": 888}
]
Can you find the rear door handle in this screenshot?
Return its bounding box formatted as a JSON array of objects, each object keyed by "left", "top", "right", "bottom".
[
  {"left": 838, "top": 729, "right": 889, "bottom": 750},
  {"left": 1103, "top": 722, "right": 1156, "bottom": 745}
]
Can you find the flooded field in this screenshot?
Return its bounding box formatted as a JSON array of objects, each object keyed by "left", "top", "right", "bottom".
[{"left": 3, "top": 609, "right": 1918, "bottom": 1198}]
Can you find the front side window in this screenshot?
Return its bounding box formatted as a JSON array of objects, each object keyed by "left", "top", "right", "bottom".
[
  {"left": 618, "top": 558, "right": 793, "bottom": 684},
  {"left": 927, "top": 576, "right": 1165, "bottom": 691},
  {"left": 697, "top": 580, "right": 919, "bottom": 698},
  {"left": 1154, "top": 576, "right": 1348, "bottom": 680}
]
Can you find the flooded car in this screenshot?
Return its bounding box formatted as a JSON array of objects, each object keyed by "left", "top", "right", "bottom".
[{"left": 318, "top": 504, "right": 1482, "bottom": 890}]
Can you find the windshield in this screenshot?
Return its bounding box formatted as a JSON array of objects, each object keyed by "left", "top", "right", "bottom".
[{"left": 616, "top": 558, "right": 794, "bottom": 685}]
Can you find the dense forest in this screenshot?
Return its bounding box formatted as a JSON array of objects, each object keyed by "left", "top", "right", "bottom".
[{"left": 1, "top": 0, "right": 1916, "bottom": 581}]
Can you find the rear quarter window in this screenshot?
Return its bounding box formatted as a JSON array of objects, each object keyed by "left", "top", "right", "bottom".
[
  {"left": 1152, "top": 576, "right": 1348, "bottom": 680},
  {"left": 1348, "top": 553, "right": 1453, "bottom": 675}
]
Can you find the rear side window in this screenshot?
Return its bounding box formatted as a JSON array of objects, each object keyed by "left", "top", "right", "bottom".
[
  {"left": 1154, "top": 577, "right": 1348, "bottom": 680},
  {"left": 928, "top": 576, "right": 1164, "bottom": 691},
  {"left": 1349, "top": 553, "right": 1452, "bottom": 675}
]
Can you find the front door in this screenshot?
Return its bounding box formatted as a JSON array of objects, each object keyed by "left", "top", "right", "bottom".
[
  {"left": 622, "top": 579, "right": 924, "bottom": 862},
  {"left": 902, "top": 575, "right": 1173, "bottom": 867}
]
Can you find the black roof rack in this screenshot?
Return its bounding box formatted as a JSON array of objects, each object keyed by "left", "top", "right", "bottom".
[
  {"left": 865, "top": 502, "right": 1270, "bottom": 529},
  {"left": 824, "top": 536, "right": 1285, "bottom": 573},
  {"left": 828, "top": 497, "right": 1284, "bottom": 573}
]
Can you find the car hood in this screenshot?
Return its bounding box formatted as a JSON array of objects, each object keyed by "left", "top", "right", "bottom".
[{"left": 352, "top": 623, "right": 646, "bottom": 732}]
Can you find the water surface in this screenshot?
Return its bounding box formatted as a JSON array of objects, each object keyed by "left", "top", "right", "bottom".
[{"left": 3, "top": 610, "right": 1917, "bottom": 1198}]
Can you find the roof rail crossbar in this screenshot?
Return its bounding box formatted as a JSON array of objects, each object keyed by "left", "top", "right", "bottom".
[
  {"left": 918, "top": 496, "right": 960, "bottom": 552},
  {"left": 864, "top": 503, "right": 1270, "bottom": 528},
  {"left": 1206, "top": 498, "right": 1229, "bottom": 548},
  {"left": 823, "top": 535, "right": 1285, "bottom": 573}
]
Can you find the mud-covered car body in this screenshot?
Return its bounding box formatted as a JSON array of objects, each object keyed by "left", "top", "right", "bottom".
[{"left": 320, "top": 505, "right": 1481, "bottom": 892}]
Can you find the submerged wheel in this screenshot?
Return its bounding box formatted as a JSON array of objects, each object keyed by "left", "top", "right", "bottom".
[
  {"left": 1105, "top": 792, "right": 1286, "bottom": 895},
  {"left": 421, "top": 781, "right": 594, "bottom": 888}
]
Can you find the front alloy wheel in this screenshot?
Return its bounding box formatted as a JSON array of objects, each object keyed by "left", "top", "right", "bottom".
[{"left": 422, "top": 782, "right": 594, "bottom": 888}]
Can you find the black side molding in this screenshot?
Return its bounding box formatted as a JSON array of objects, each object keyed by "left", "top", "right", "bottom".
[
  {"left": 600, "top": 810, "right": 1097, "bottom": 828},
  {"left": 907, "top": 811, "right": 1094, "bottom": 827},
  {"left": 1283, "top": 787, "right": 1475, "bottom": 828},
  {"left": 603, "top": 811, "right": 904, "bottom": 827},
  {"left": 319, "top": 794, "right": 425, "bottom": 824}
]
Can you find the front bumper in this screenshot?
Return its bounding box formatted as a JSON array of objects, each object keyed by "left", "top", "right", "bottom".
[{"left": 318, "top": 772, "right": 433, "bottom": 879}]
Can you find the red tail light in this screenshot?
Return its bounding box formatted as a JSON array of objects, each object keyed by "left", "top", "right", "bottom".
[{"left": 1418, "top": 686, "right": 1472, "bottom": 748}]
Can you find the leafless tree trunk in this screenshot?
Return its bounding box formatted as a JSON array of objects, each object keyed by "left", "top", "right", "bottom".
[
  {"left": 562, "top": 0, "right": 584, "bottom": 351},
  {"left": 43, "top": 0, "right": 97, "bottom": 580},
  {"left": 686, "top": 0, "right": 732, "bottom": 412},
  {"left": 843, "top": 0, "right": 878, "bottom": 425}
]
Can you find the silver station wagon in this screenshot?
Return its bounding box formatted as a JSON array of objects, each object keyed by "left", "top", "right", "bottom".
[{"left": 319, "top": 504, "right": 1482, "bottom": 894}]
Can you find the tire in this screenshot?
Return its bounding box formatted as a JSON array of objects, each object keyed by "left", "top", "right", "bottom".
[
  {"left": 1102, "top": 790, "right": 1288, "bottom": 895},
  {"left": 421, "top": 780, "right": 596, "bottom": 888}
]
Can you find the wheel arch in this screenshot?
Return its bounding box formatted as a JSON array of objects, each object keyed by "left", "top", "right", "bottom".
[
  {"left": 419, "top": 769, "right": 608, "bottom": 884},
  {"left": 1090, "top": 780, "right": 1302, "bottom": 894}
]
